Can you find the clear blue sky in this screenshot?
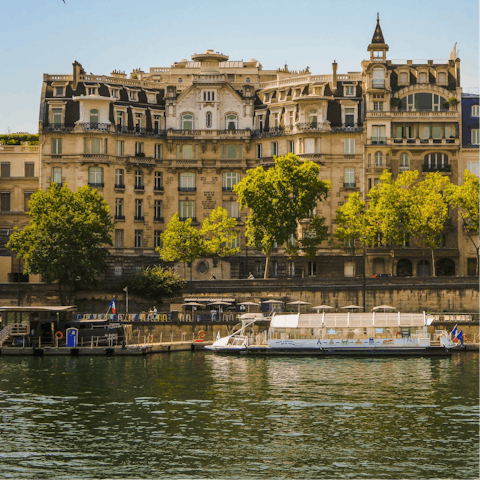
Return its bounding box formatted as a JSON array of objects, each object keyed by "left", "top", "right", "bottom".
[{"left": 0, "top": 0, "right": 478, "bottom": 134}]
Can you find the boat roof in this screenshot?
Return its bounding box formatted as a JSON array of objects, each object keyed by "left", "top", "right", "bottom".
[
  {"left": 0, "top": 306, "right": 77, "bottom": 312},
  {"left": 271, "top": 312, "right": 426, "bottom": 328}
]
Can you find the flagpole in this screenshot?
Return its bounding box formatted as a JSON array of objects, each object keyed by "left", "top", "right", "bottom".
[{"left": 124, "top": 287, "right": 129, "bottom": 315}]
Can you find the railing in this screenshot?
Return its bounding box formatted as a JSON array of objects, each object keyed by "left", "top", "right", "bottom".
[
  {"left": 81, "top": 122, "right": 111, "bottom": 131},
  {"left": 331, "top": 126, "right": 363, "bottom": 133},
  {"left": 222, "top": 186, "right": 236, "bottom": 192},
  {"left": 179, "top": 217, "right": 197, "bottom": 222},
  {"left": 343, "top": 182, "right": 356, "bottom": 188},
  {"left": 178, "top": 187, "right": 196, "bottom": 192},
  {"left": 134, "top": 184, "right": 145, "bottom": 190},
  {"left": 295, "top": 122, "right": 329, "bottom": 132},
  {"left": 83, "top": 154, "right": 110, "bottom": 161},
  {"left": 114, "top": 184, "right": 125, "bottom": 189},
  {"left": 88, "top": 182, "right": 104, "bottom": 188},
  {"left": 115, "top": 215, "right": 125, "bottom": 220},
  {"left": 43, "top": 123, "right": 74, "bottom": 132},
  {"left": 154, "top": 216, "right": 164, "bottom": 222},
  {"left": 154, "top": 186, "right": 164, "bottom": 191},
  {"left": 0, "top": 325, "right": 12, "bottom": 347},
  {"left": 422, "top": 164, "right": 451, "bottom": 173},
  {"left": 369, "top": 110, "right": 457, "bottom": 117},
  {"left": 392, "top": 137, "right": 459, "bottom": 145},
  {"left": 134, "top": 215, "right": 145, "bottom": 221},
  {"left": 370, "top": 137, "right": 387, "bottom": 145},
  {"left": 251, "top": 127, "right": 285, "bottom": 138}
]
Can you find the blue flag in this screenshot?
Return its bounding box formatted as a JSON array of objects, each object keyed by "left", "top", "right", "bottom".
[
  {"left": 451, "top": 324, "right": 458, "bottom": 337},
  {"left": 456, "top": 330, "right": 463, "bottom": 346}
]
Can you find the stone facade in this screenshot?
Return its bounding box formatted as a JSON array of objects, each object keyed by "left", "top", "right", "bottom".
[{"left": 34, "top": 16, "right": 477, "bottom": 283}]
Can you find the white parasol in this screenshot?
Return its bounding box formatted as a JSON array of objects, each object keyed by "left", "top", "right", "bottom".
[{"left": 287, "top": 300, "right": 311, "bottom": 313}]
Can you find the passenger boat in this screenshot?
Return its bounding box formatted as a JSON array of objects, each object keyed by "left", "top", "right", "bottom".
[{"left": 205, "top": 311, "right": 457, "bottom": 356}]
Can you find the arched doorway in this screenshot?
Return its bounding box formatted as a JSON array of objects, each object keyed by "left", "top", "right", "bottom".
[
  {"left": 397, "top": 258, "right": 412, "bottom": 277},
  {"left": 418, "top": 260, "right": 430, "bottom": 277},
  {"left": 373, "top": 258, "right": 385, "bottom": 275},
  {"left": 436, "top": 258, "right": 455, "bottom": 276}
]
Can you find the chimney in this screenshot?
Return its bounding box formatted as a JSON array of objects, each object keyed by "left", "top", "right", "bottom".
[{"left": 331, "top": 60, "right": 338, "bottom": 93}]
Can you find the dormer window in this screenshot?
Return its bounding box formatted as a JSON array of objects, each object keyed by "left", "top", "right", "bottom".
[
  {"left": 398, "top": 72, "right": 409, "bottom": 85},
  {"left": 90, "top": 109, "right": 99, "bottom": 124},
  {"left": 109, "top": 88, "right": 121, "bottom": 99},
  {"left": 345, "top": 85, "right": 355, "bottom": 96},
  {"left": 146, "top": 92, "right": 157, "bottom": 104},
  {"left": 87, "top": 86, "right": 98, "bottom": 96},
  {"left": 437, "top": 71, "right": 447, "bottom": 85},
  {"left": 418, "top": 72, "right": 428, "bottom": 84},
  {"left": 129, "top": 90, "right": 138, "bottom": 101},
  {"left": 55, "top": 86, "right": 65, "bottom": 96},
  {"left": 264, "top": 93, "right": 270, "bottom": 102}
]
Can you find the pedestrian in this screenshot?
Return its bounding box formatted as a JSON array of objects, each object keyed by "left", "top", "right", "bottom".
[
  {"left": 153, "top": 306, "right": 157, "bottom": 321},
  {"left": 248, "top": 272, "right": 255, "bottom": 279}
]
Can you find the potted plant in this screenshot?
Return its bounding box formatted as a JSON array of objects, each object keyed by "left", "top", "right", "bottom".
[
  {"left": 446, "top": 97, "right": 459, "bottom": 110},
  {"left": 390, "top": 97, "right": 402, "bottom": 109}
]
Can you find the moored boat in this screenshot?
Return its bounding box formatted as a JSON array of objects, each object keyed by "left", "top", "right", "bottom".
[{"left": 205, "top": 311, "right": 457, "bottom": 356}]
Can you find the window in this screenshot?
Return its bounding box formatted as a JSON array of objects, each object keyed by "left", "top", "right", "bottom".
[
  {"left": 203, "top": 91, "right": 215, "bottom": 101},
  {"left": 472, "top": 129, "right": 479, "bottom": 145},
  {"left": 84, "top": 138, "right": 102, "bottom": 154},
  {"left": 87, "top": 86, "right": 98, "bottom": 95},
  {"left": 246, "top": 77, "right": 251, "bottom": 83},
  {"left": 182, "top": 113, "right": 194, "bottom": 130},
  {"left": 308, "top": 109, "right": 317, "bottom": 125},
  {"left": 153, "top": 115, "right": 161, "bottom": 132},
  {"left": 116, "top": 111, "right": 124, "bottom": 127},
  {"left": 399, "top": 72, "right": 409, "bottom": 84},
  {"left": 154, "top": 144, "right": 163, "bottom": 159},
  {"left": 54, "top": 86, "right": 65, "bottom": 96},
  {"left": 1, "top": 162, "right": 10, "bottom": 177},
  {"left": 154, "top": 200, "right": 163, "bottom": 221},
  {"left": 287, "top": 261, "right": 295, "bottom": 277},
  {"left": 424, "top": 153, "right": 449, "bottom": 171},
  {"left": 372, "top": 125, "right": 386, "bottom": 144},
  {"left": 135, "top": 199, "right": 143, "bottom": 220},
  {"left": 223, "top": 172, "right": 239, "bottom": 191},
  {"left": 115, "top": 198, "right": 124, "bottom": 219},
  {"left": 52, "top": 167, "right": 62, "bottom": 186},
  {"left": 25, "top": 163, "right": 35, "bottom": 177},
  {"left": 399, "top": 153, "right": 410, "bottom": 172},
  {"left": 129, "top": 90, "right": 138, "bottom": 101},
  {"left": 373, "top": 101, "right": 383, "bottom": 111},
  {"left": 154, "top": 172, "right": 163, "bottom": 190},
  {"left": 90, "top": 109, "right": 99, "bottom": 124},
  {"left": 437, "top": 72, "right": 447, "bottom": 84},
  {"left": 374, "top": 151, "right": 383, "bottom": 167},
  {"left": 344, "top": 167, "right": 355, "bottom": 187},
  {"left": 110, "top": 88, "right": 120, "bottom": 99},
  {"left": 271, "top": 142, "right": 278, "bottom": 156},
  {"left": 345, "top": 85, "right": 355, "bottom": 96},
  {"left": 256, "top": 144, "right": 262, "bottom": 159},
  {"left": 135, "top": 142, "right": 144, "bottom": 156},
  {"left": 115, "top": 169, "right": 124, "bottom": 188},
  {"left": 134, "top": 230, "right": 143, "bottom": 248},
  {"left": 179, "top": 172, "right": 195, "bottom": 191},
  {"left": 154, "top": 230, "right": 162, "bottom": 248},
  {"left": 52, "top": 107, "right": 63, "bottom": 126},
  {"left": 178, "top": 77, "right": 183, "bottom": 83},
  {"left": 179, "top": 200, "right": 195, "bottom": 220},
  {"left": 135, "top": 170, "right": 144, "bottom": 189},
  {"left": 114, "top": 230, "right": 123, "bottom": 248},
  {"left": 226, "top": 113, "right": 238, "bottom": 130},
  {"left": 0, "top": 192, "right": 10, "bottom": 212},
  {"left": 24, "top": 191, "right": 33, "bottom": 212},
  {"left": 115, "top": 140, "right": 124, "bottom": 156},
  {"left": 288, "top": 140, "right": 294, "bottom": 154},
  {"left": 223, "top": 201, "right": 239, "bottom": 219},
  {"left": 206, "top": 111, "right": 212, "bottom": 128},
  {"left": 221, "top": 144, "right": 242, "bottom": 159},
  {"left": 88, "top": 167, "right": 103, "bottom": 186},
  {"left": 147, "top": 92, "right": 157, "bottom": 104},
  {"left": 344, "top": 139, "right": 355, "bottom": 154},
  {"left": 227, "top": 233, "right": 240, "bottom": 250},
  {"left": 472, "top": 105, "right": 479, "bottom": 117},
  {"left": 50, "top": 138, "right": 62, "bottom": 155},
  {"left": 467, "top": 161, "right": 479, "bottom": 177},
  {"left": 418, "top": 72, "right": 427, "bottom": 83},
  {"left": 372, "top": 67, "right": 384, "bottom": 88},
  {"left": 344, "top": 107, "right": 355, "bottom": 127},
  {"left": 176, "top": 144, "right": 198, "bottom": 159}
]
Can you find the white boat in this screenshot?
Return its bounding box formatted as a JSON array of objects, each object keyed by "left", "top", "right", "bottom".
[{"left": 205, "top": 311, "right": 457, "bottom": 356}]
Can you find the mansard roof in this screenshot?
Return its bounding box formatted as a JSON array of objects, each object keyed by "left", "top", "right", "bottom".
[{"left": 371, "top": 14, "right": 385, "bottom": 44}]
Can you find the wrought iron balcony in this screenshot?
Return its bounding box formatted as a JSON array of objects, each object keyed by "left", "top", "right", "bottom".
[
  {"left": 222, "top": 186, "right": 237, "bottom": 192},
  {"left": 88, "top": 182, "right": 104, "bottom": 188},
  {"left": 370, "top": 137, "right": 387, "bottom": 145},
  {"left": 134, "top": 184, "right": 145, "bottom": 190},
  {"left": 251, "top": 127, "right": 285, "bottom": 138},
  {"left": 81, "top": 123, "right": 110, "bottom": 132},
  {"left": 331, "top": 126, "right": 363, "bottom": 133},
  {"left": 343, "top": 182, "right": 356, "bottom": 188},
  {"left": 134, "top": 215, "right": 145, "bottom": 221},
  {"left": 178, "top": 187, "right": 196, "bottom": 192},
  {"left": 422, "top": 164, "right": 451, "bottom": 173},
  {"left": 114, "top": 215, "right": 125, "bottom": 221},
  {"left": 44, "top": 123, "right": 73, "bottom": 132},
  {"left": 154, "top": 216, "right": 164, "bottom": 222},
  {"left": 154, "top": 185, "right": 164, "bottom": 191},
  {"left": 114, "top": 184, "right": 125, "bottom": 189},
  {"left": 179, "top": 216, "right": 197, "bottom": 222}
]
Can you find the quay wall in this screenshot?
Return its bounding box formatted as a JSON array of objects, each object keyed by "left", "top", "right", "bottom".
[{"left": 0, "top": 277, "right": 478, "bottom": 314}]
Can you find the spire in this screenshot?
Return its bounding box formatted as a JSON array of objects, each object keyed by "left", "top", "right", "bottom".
[{"left": 371, "top": 13, "right": 385, "bottom": 44}]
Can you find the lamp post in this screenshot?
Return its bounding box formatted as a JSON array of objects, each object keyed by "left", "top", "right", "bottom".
[
  {"left": 186, "top": 235, "right": 193, "bottom": 294},
  {"left": 362, "top": 235, "right": 367, "bottom": 312}
]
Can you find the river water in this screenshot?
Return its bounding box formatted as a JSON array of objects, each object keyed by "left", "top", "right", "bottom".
[{"left": 0, "top": 352, "right": 478, "bottom": 480}]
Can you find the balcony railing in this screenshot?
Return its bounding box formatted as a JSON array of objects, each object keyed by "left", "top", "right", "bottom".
[
  {"left": 178, "top": 187, "right": 196, "bottom": 192},
  {"left": 81, "top": 123, "right": 111, "bottom": 131},
  {"left": 134, "top": 184, "right": 145, "bottom": 190},
  {"left": 154, "top": 186, "right": 164, "bottom": 191},
  {"left": 88, "top": 182, "right": 104, "bottom": 188},
  {"left": 343, "top": 182, "right": 356, "bottom": 188},
  {"left": 392, "top": 137, "right": 459, "bottom": 145},
  {"left": 44, "top": 123, "right": 74, "bottom": 132},
  {"left": 114, "top": 184, "right": 125, "bottom": 189},
  {"left": 114, "top": 215, "right": 125, "bottom": 220},
  {"left": 331, "top": 126, "right": 363, "bottom": 133},
  {"left": 422, "top": 164, "right": 451, "bottom": 173},
  {"left": 154, "top": 216, "right": 164, "bottom": 222},
  {"left": 370, "top": 137, "right": 387, "bottom": 145},
  {"left": 134, "top": 215, "right": 145, "bottom": 221},
  {"left": 222, "top": 186, "right": 237, "bottom": 192},
  {"left": 179, "top": 217, "right": 197, "bottom": 222},
  {"left": 251, "top": 127, "right": 285, "bottom": 138}
]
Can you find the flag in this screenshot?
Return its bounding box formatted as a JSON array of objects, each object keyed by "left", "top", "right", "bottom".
[
  {"left": 456, "top": 330, "right": 463, "bottom": 346},
  {"left": 451, "top": 324, "right": 458, "bottom": 337},
  {"left": 110, "top": 298, "right": 116, "bottom": 314},
  {"left": 123, "top": 287, "right": 128, "bottom": 293}
]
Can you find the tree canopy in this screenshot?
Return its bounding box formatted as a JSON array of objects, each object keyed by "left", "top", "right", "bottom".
[
  {"left": 129, "top": 266, "right": 186, "bottom": 302},
  {"left": 234, "top": 153, "right": 331, "bottom": 277},
  {"left": 7, "top": 183, "right": 114, "bottom": 303}
]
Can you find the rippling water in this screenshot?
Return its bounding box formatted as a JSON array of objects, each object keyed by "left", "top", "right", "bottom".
[{"left": 0, "top": 353, "right": 478, "bottom": 479}]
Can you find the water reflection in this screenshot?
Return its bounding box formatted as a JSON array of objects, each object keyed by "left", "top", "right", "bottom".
[{"left": 0, "top": 353, "right": 478, "bottom": 479}]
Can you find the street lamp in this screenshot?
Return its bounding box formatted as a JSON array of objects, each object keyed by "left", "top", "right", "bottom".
[
  {"left": 362, "top": 235, "right": 367, "bottom": 312},
  {"left": 186, "top": 235, "right": 193, "bottom": 294}
]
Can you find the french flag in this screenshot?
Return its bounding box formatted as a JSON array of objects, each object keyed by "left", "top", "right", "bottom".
[
  {"left": 110, "top": 298, "right": 116, "bottom": 314},
  {"left": 451, "top": 325, "right": 458, "bottom": 337},
  {"left": 456, "top": 331, "right": 463, "bottom": 346}
]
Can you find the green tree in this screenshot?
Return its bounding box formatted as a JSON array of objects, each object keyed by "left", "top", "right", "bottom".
[
  {"left": 367, "top": 171, "right": 419, "bottom": 274},
  {"left": 445, "top": 170, "right": 479, "bottom": 273},
  {"left": 234, "top": 153, "right": 331, "bottom": 278},
  {"left": 297, "top": 216, "right": 329, "bottom": 259},
  {"left": 7, "top": 183, "right": 114, "bottom": 303},
  {"left": 200, "top": 207, "right": 240, "bottom": 278},
  {"left": 129, "top": 266, "right": 186, "bottom": 302},
  {"left": 410, "top": 172, "right": 452, "bottom": 276}
]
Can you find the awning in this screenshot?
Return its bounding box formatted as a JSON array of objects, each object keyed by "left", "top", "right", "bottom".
[{"left": 183, "top": 297, "right": 236, "bottom": 303}]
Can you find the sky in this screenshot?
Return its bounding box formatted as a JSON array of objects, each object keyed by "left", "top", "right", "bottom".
[{"left": 0, "top": 0, "right": 478, "bottom": 134}]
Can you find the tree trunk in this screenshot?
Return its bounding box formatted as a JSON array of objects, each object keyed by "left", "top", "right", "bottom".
[
  {"left": 391, "top": 245, "right": 395, "bottom": 276},
  {"left": 431, "top": 249, "right": 436, "bottom": 277},
  {"left": 264, "top": 253, "right": 270, "bottom": 279}
]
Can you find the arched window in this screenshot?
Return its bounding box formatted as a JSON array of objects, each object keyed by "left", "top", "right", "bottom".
[
  {"left": 397, "top": 259, "right": 412, "bottom": 277},
  {"left": 372, "top": 67, "right": 384, "bottom": 88},
  {"left": 424, "top": 153, "right": 449, "bottom": 171},
  {"left": 225, "top": 113, "right": 238, "bottom": 130},
  {"left": 245, "top": 77, "right": 251, "bottom": 83},
  {"left": 418, "top": 260, "right": 430, "bottom": 277},
  {"left": 178, "top": 77, "right": 183, "bottom": 83},
  {"left": 309, "top": 109, "right": 317, "bottom": 125},
  {"left": 418, "top": 72, "right": 427, "bottom": 83},
  {"left": 437, "top": 72, "right": 447, "bottom": 83},
  {"left": 399, "top": 153, "right": 409, "bottom": 172},
  {"left": 206, "top": 111, "right": 212, "bottom": 129},
  {"left": 90, "top": 109, "right": 99, "bottom": 124},
  {"left": 436, "top": 258, "right": 455, "bottom": 276},
  {"left": 374, "top": 151, "right": 383, "bottom": 167},
  {"left": 399, "top": 72, "right": 408, "bottom": 84},
  {"left": 181, "top": 113, "right": 194, "bottom": 130}
]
